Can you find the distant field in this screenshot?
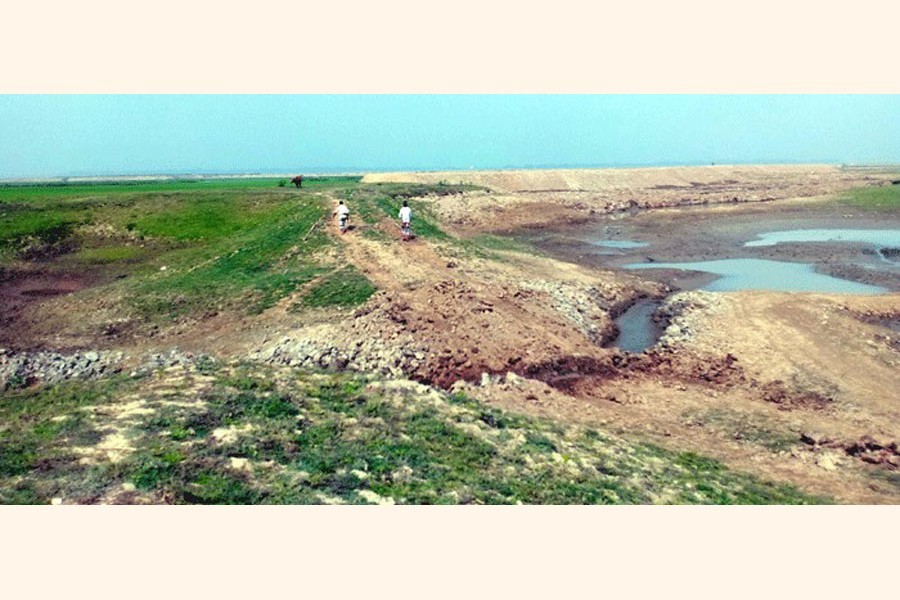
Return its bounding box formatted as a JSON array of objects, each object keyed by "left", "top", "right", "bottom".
[
  {"left": 0, "top": 177, "right": 367, "bottom": 319},
  {"left": 0, "top": 176, "right": 362, "bottom": 194}
]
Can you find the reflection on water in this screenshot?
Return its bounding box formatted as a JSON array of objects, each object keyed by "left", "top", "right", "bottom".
[
  {"left": 605, "top": 229, "right": 897, "bottom": 352},
  {"left": 625, "top": 258, "right": 886, "bottom": 294},
  {"left": 745, "top": 229, "right": 900, "bottom": 248},
  {"left": 591, "top": 240, "right": 649, "bottom": 249}
]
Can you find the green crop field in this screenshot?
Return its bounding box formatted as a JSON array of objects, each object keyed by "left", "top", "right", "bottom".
[{"left": 0, "top": 177, "right": 371, "bottom": 319}]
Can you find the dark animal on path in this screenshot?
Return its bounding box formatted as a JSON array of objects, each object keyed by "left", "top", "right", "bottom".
[{"left": 291, "top": 175, "right": 304, "bottom": 188}]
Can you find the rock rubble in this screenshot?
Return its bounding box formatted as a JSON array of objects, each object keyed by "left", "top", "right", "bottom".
[{"left": 0, "top": 347, "right": 124, "bottom": 390}]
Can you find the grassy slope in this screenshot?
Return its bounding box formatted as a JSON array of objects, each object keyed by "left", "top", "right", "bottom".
[
  {"left": 0, "top": 177, "right": 375, "bottom": 318},
  {"left": 0, "top": 178, "right": 354, "bottom": 243},
  {"left": 0, "top": 362, "right": 825, "bottom": 505}
]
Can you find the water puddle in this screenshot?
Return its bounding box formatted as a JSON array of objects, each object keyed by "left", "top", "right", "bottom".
[
  {"left": 591, "top": 240, "right": 649, "bottom": 249},
  {"left": 625, "top": 258, "right": 887, "bottom": 294},
  {"left": 606, "top": 228, "right": 897, "bottom": 353},
  {"left": 612, "top": 299, "right": 663, "bottom": 353},
  {"left": 744, "top": 229, "right": 900, "bottom": 248}
]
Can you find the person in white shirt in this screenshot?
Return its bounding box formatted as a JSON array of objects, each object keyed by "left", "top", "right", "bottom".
[
  {"left": 398, "top": 200, "right": 412, "bottom": 240},
  {"left": 334, "top": 200, "right": 350, "bottom": 233}
]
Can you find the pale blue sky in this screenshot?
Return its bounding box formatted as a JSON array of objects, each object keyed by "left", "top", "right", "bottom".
[{"left": 1, "top": 95, "right": 898, "bottom": 178}]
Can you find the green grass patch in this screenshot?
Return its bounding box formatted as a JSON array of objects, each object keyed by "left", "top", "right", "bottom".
[
  {"left": 127, "top": 194, "right": 335, "bottom": 318},
  {"left": 67, "top": 245, "right": 147, "bottom": 264},
  {"left": 0, "top": 211, "right": 79, "bottom": 248},
  {"left": 0, "top": 376, "right": 134, "bottom": 501},
  {"left": 1, "top": 366, "right": 829, "bottom": 505},
  {"left": 133, "top": 195, "right": 272, "bottom": 241},
  {"left": 300, "top": 266, "right": 377, "bottom": 308},
  {"left": 836, "top": 184, "right": 900, "bottom": 211}
]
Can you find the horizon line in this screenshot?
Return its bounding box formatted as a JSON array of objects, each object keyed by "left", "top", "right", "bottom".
[{"left": 4, "top": 159, "right": 900, "bottom": 183}]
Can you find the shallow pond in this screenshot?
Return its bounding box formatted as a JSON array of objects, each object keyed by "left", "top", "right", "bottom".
[
  {"left": 604, "top": 228, "right": 897, "bottom": 352},
  {"left": 590, "top": 240, "right": 649, "bottom": 249},
  {"left": 624, "top": 258, "right": 887, "bottom": 294},
  {"left": 744, "top": 228, "right": 900, "bottom": 248}
]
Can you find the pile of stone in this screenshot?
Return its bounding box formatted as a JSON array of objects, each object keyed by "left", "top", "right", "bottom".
[
  {"left": 0, "top": 348, "right": 125, "bottom": 391},
  {"left": 253, "top": 333, "right": 427, "bottom": 379},
  {"left": 127, "top": 349, "right": 215, "bottom": 377},
  {"left": 655, "top": 291, "right": 729, "bottom": 347},
  {"left": 520, "top": 280, "right": 623, "bottom": 346}
]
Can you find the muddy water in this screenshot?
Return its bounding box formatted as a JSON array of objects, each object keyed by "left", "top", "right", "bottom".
[
  {"left": 625, "top": 258, "right": 888, "bottom": 294},
  {"left": 613, "top": 299, "right": 664, "bottom": 353},
  {"left": 743, "top": 228, "right": 900, "bottom": 267},
  {"left": 614, "top": 234, "right": 892, "bottom": 350},
  {"left": 612, "top": 253, "right": 886, "bottom": 353},
  {"left": 591, "top": 240, "right": 649, "bottom": 249}
]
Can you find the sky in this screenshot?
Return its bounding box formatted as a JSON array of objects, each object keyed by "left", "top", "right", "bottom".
[{"left": 1, "top": 95, "right": 898, "bottom": 178}]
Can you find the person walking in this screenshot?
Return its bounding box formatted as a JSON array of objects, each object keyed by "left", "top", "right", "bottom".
[
  {"left": 399, "top": 200, "right": 412, "bottom": 241},
  {"left": 334, "top": 200, "right": 350, "bottom": 233}
]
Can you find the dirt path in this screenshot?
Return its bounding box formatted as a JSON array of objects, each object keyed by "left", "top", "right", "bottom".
[{"left": 327, "top": 197, "right": 637, "bottom": 387}]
